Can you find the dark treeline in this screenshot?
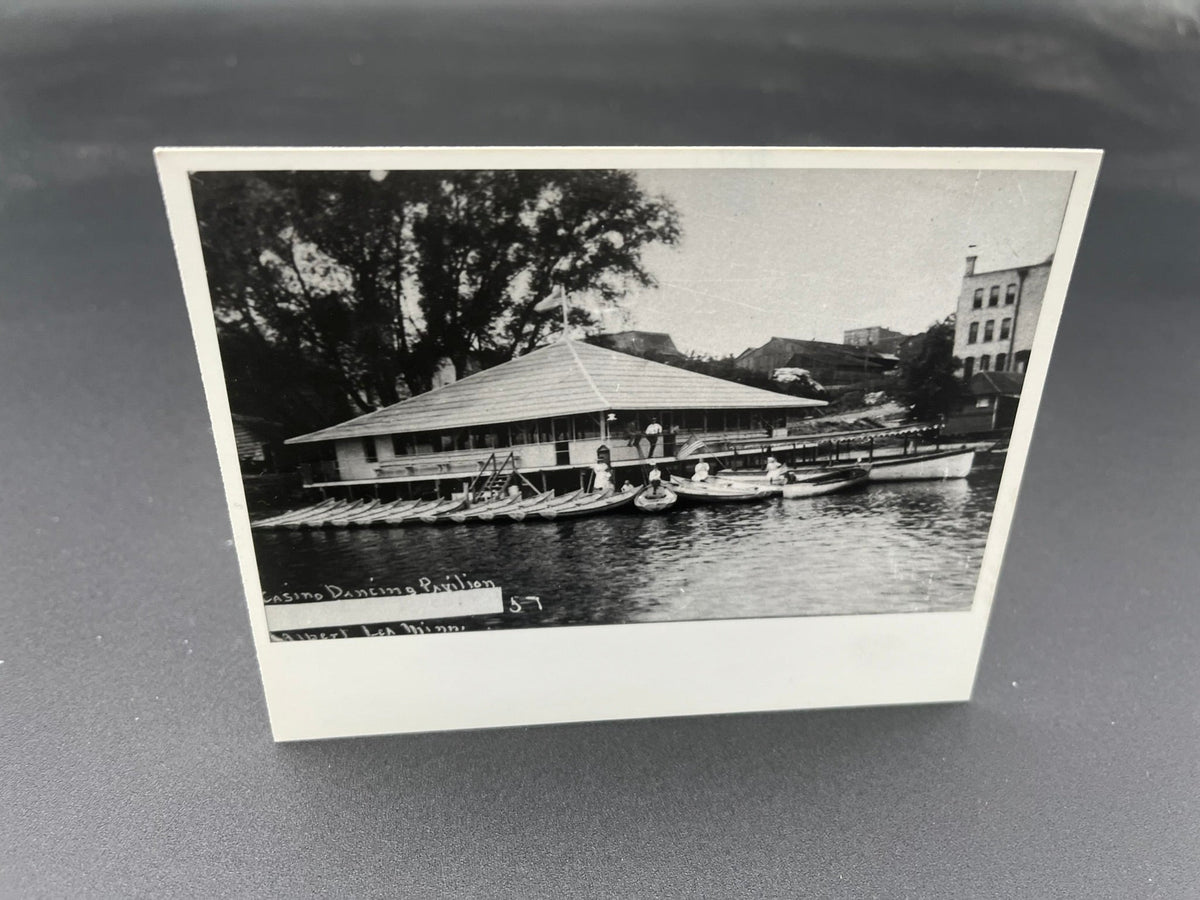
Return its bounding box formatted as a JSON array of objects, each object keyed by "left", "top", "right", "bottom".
[
  {"left": 192, "top": 169, "right": 680, "bottom": 435},
  {"left": 893, "top": 316, "right": 962, "bottom": 421}
]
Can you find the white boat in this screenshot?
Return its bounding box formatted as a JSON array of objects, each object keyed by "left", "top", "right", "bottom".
[
  {"left": 864, "top": 448, "right": 975, "bottom": 481},
  {"left": 251, "top": 498, "right": 342, "bottom": 529},
  {"left": 634, "top": 483, "right": 677, "bottom": 513},
  {"left": 707, "top": 475, "right": 785, "bottom": 496},
  {"left": 504, "top": 489, "right": 586, "bottom": 521},
  {"left": 287, "top": 499, "right": 368, "bottom": 529},
  {"left": 337, "top": 498, "right": 422, "bottom": 527},
  {"left": 781, "top": 467, "right": 869, "bottom": 498},
  {"left": 538, "top": 489, "right": 637, "bottom": 520},
  {"left": 668, "top": 477, "right": 773, "bottom": 504},
  {"left": 380, "top": 497, "right": 452, "bottom": 525},
  {"left": 455, "top": 490, "right": 555, "bottom": 523},
  {"left": 310, "top": 499, "right": 379, "bottom": 528}
]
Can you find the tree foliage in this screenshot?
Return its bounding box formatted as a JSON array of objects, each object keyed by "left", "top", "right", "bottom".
[
  {"left": 893, "top": 316, "right": 963, "bottom": 422},
  {"left": 191, "top": 169, "right": 680, "bottom": 433}
]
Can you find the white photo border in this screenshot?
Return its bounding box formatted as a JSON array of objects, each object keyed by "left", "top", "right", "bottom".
[{"left": 156, "top": 147, "right": 1101, "bottom": 741}]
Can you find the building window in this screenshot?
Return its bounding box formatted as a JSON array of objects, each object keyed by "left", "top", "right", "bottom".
[
  {"left": 1015, "top": 350, "right": 1031, "bottom": 373},
  {"left": 983, "top": 320, "right": 995, "bottom": 342},
  {"left": 963, "top": 357, "right": 975, "bottom": 379},
  {"left": 995, "top": 353, "right": 1007, "bottom": 372},
  {"left": 362, "top": 437, "right": 378, "bottom": 463},
  {"left": 1005, "top": 284, "right": 1017, "bottom": 305},
  {"left": 988, "top": 286, "right": 1000, "bottom": 307},
  {"left": 980, "top": 355, "right": 991, "bottom": 371},
  {"left": 1000, "top": 317, "right": 1011, "bottom": 340},
  {"left": 967, "top": 322, "right": 979, "bottom": 344},
  {"left": 972, "top": 289, "right": 983, "bottom": 309},
  {"left": 976, "top": 397, "right": 992, "bottom": 409},
  {"left": 391, "top": 435, "right": 409, "bottom": 456}
]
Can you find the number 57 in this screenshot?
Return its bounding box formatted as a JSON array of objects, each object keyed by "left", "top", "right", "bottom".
[{"left": 508, "top": 596, "right": 543, "bottom": 613}]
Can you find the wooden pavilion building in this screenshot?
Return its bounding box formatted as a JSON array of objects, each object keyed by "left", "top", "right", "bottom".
[{"left": 285, "top": 339, "right": 827, "bottom": 497}]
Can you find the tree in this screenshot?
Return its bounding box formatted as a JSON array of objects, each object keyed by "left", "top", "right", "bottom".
[
  {"left": 191, "top": 169, "right": 680, "bottom": 434},
  {"left": 412, "top": 169, "right": 680, "bottom": 375},
  {"left": 893, "top": 316, "right": 963, "bottom": 422}
]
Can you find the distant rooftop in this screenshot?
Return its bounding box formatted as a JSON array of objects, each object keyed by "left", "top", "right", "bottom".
[{"left": 968, "top": 371, "right": 1025, "bottom": 396}]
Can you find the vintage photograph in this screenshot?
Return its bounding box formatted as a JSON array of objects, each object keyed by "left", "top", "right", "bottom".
[{"left": 182, "top": 157, "right": 1081, "bottom": 642}]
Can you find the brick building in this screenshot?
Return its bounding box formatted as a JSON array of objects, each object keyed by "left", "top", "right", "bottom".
[{"left": 954, "top": 252, "right": 1052, "bottom": 380}]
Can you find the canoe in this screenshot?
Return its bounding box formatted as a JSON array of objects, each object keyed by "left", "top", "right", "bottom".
[
  {"left": 538, "top": 489, "right": 637, "bottom": 520},
  {"left": 782, "top": 467, "right": 869, "bottom": 498},
  {"left": 668, "top": 478, "right": 772, "bottom": 504},
  {"left": 504, "top": 489, "right": 586, "bottom": 521},
  {"left": 251, "top": 498, "right": 341, "bottom": 529},
  {"left": 634, "top": 484, "right": 677, "bottom": 513},
  {"left": 865, "top": 448, "right": 975, "bottom": 481}
]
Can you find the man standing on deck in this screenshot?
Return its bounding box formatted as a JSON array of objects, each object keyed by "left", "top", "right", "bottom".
[
  {"left": 645, "top": 418, "right": 663, "bottom": 457},
  {"left": 626, "top": 417, "right": 641, "bottom": 450}
]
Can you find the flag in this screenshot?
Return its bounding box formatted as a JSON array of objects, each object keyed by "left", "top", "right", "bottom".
[{"left": 533, "top": 290, "right": 565, "bottom": 313}]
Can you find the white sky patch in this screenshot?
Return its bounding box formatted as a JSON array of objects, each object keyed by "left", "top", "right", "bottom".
[{"left": 624, "top": 168, "right": 1073, "bottom": 356}]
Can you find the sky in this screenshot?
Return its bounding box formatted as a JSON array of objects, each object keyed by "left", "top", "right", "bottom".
[{"left": 594, "top": 168, "right": 1075, "bottom": 357}]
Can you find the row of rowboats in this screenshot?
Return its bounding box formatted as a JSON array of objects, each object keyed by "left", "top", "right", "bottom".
[{"left": 252, "top": 447, "right": 979, "bottom": 530}]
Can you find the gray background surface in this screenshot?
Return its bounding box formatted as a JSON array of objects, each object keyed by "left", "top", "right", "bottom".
[{"left": 2, "top": 1, "right": 1198, "bottom": 897}]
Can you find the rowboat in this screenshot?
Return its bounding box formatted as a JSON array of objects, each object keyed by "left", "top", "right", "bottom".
[
  {"left": 634, "top": 484, "right": 677, "bottom": 513},
  {"left": 380, "top": 497, "right": 453, "bottom": 525},
  {"left": 310, "top": 499, "right": 379, "bottom": 528},
  {"left": 452, "top": 491, "right": 555, "bottom": 523},
  {"left": 864, "top": 448, "right": 975, "bottom": 481},
  {"left": 781, "top": 467, "right": 869, "bottom": 498},
  {"left": 465, "top": 489, "right": 554, "bottom": 521},
  {"left": 251, "top": 498, "right": 342, "bottom": 529},
  {"left": 668, "top": 477, "right": 772, "bottom": 504},
  {"left": 707, "top": 476, "right": 785, "bottom": 496},
  {"left": 337, "top": 498, "right": 423, "bottom": 527},
  {"left": 327, "top": 498, "right": 407, "bottom": 527},
  {"left": 287, "top": 499, "right": 369, "bottom": 529},
  {"left": 504, "top": 489, "right": 586, "bottom": 521},
  {"left": 538, "top": 488, "right": 637, "bottom": 520},
  {"left": 417, "top": 497, "right": 472, "bottom": 524},
  {"left": 709, "top": 469, "right": 789, "bottom": 486}
]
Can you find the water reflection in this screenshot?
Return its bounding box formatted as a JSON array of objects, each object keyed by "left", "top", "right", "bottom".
[{"left": 254, "top": 463, "right": 1002, "bottom": 629}]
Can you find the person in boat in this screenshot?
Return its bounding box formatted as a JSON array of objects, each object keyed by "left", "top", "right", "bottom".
[
  {"left": 765, "top": 456, "right": 787, "bottom": 484},
  {"left": 646, "top": 464, "right": 664, "bottom": 497},
  {"left": 645, "top": 419, "right": 663, "bottom": 456},
  {"left": 691, "top": 460, "right": 711, "bottom": 482},
  {"left": 506, "top": 483, "right": 522, "bottom": 499},
  {"left": 592, "top": 461, "right": 613, "bottom": 493}
]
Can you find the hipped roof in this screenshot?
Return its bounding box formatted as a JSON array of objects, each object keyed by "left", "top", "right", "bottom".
[{"left": 287, "top": 339, "right": 825, "bottom": 444}]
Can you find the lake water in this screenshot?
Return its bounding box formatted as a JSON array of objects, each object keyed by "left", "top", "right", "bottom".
[{"left": 252, "top": 456, "right": 1004, "bottom": 636}]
